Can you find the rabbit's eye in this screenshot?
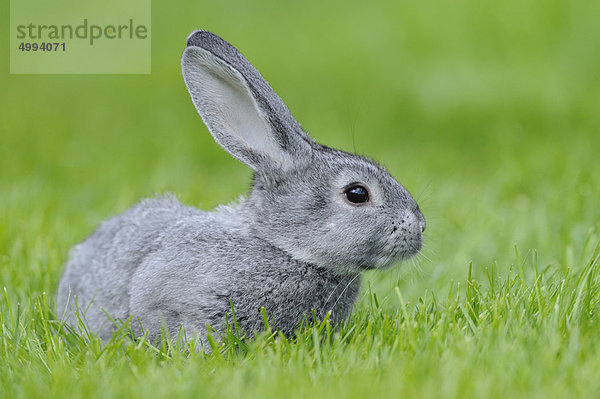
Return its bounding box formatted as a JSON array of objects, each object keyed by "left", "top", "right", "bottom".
[{"left": 345, "top": 185, "right": 369, "bottom": 204}]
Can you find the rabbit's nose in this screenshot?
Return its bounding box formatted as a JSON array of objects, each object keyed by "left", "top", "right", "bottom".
[{"left": 414, "top": 205, "right": 426, "bottom": 233}]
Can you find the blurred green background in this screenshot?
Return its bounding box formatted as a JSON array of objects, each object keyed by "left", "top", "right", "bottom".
[{"left": 1, "top": 0, "right": 599, "bottom": 304}]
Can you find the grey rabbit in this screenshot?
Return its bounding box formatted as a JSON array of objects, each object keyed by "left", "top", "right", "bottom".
[{"left": 57, "top": 30, "right": 426, "bottom": 342}]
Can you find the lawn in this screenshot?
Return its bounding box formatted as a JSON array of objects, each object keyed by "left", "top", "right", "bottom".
[{"left": 1, "top": 1, "right": 600, "bottom": 398}]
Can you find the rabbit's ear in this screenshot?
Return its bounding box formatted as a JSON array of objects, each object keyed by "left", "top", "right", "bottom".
[{"left": 181, "top": 31, "right": 314, "bottom": 171}]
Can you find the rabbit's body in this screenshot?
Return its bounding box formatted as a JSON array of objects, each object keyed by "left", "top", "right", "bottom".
[
  {"left": 57, "top": 31, "right": 425, "bottom": 342},
  {"left": 58, "top": 195, "right": 360, "bottom": 341}
]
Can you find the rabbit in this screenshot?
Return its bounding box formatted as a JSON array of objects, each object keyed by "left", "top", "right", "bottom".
[{"left": 56, "top": 30, "right": 426, "bottom": 343}]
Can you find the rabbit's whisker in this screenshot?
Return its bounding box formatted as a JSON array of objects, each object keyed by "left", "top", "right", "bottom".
[
  {"left": 329, "top": 273, "right": 361, "bottom": 319},
  {"left": 319, "top": 274, "right": 352, "bottom": 318}
]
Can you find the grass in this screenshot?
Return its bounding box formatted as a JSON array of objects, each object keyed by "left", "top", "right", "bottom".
[
  {"left": 2, "top": 246, "right": 600, "bottom": 398},
  {"left": 2, "top": 0, "right": 600, "bottom": 398}
]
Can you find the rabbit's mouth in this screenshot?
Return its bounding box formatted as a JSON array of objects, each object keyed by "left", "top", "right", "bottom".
[{"left": 371, "top": 234, "right": 422, "bottom": 270}]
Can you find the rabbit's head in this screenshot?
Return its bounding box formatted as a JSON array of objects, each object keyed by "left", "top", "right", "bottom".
[{"left": 182, "top": 31, "right": 425, "bottom": 275}]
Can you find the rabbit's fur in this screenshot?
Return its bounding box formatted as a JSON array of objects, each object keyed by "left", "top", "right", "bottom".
[{"left": 57, "top": 31, "right": 426, "bottom": 342}]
